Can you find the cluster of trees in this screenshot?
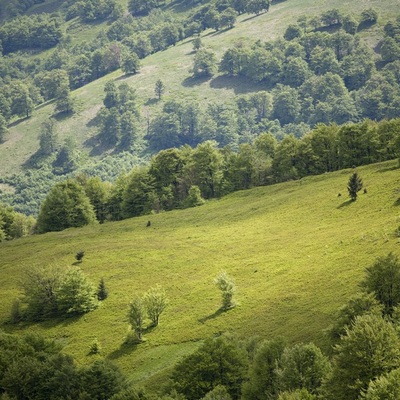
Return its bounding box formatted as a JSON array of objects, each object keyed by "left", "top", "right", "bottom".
[
  {"left": 168, "top": 253, "right": 400, "bottom": 400},
  {"left": 3, "top": 248, "right": 400, "bottom": 399},
  {"left": 0, "top": 331, "right": 143, "bottom": 399},
  {"left": 14, "top": 264, "right": 100, "bottom": 321},
  {"left": 96, "top": 81, "right": 141, "bottom": 150},
  {"left": 0, "top": 202, "right": 35, "bottom": 241},
  {"left": 2, "top": 0, "right": 45, "bottom": 18},
  {"left": 214, "top": 11, "right": 400, "bottom": 125},
  {"left": 127, "top": 286, "right": 168, "bottom": 341},
  {"left": 0, "top": 14, "right": 63, "bottom": 54},
  {"left": 34, "top": 117, "right": 400, "bottom": 233},
  {"left": 66, "top": 0, "right": 121, "bottom": 23}
]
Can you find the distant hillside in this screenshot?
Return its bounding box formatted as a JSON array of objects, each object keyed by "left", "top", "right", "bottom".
[
  {"left": 1, "top": 159, "right": 399, "bottom": 390},
  {"left": 1, "top": 0, "right": 400, "bottom": 216}
]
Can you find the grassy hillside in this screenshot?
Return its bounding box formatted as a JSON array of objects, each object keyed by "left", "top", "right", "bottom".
[
  {"left": 1, "top": 159, "right": 399, "bottom": 390},
  {"left": 0, "top": 0, "right": 399, "bottom": 176}
]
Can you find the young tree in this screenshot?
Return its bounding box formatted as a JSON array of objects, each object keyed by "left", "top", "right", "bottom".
[
  {"left": 38, "top": 118, "right": 58, "bottom": 156},
  {"left": 347, "top": 171, "right": 363, "bottom": 201},
  {"left": 215, "top": 271, "right": 236, "bottom": 311},
  {"left": 128, "top": 296, "right": 146, "bottom": 341},
  {"left": 192, "top": 48, "right": 217, "bottom": 78},
  {"left": 76, "top": 250, "right": 85, "bottom": 263},
  {"left": 55, "top": 86, "right": 74, "bottom": 114},
  {"left": 361, "top": 253, "right": 400, "bottom": 317},
  {"left": 144, "top": 285, "right": 167, "bottom": 326},
  {"left": 184, "top": 185, "right": 205, "bottom": 208},
  {"left": 154, "top": 79, "right": 166, "bottom": 100},
  {"left": 97, "top": 278, "right": 108, "bottom": 301}
]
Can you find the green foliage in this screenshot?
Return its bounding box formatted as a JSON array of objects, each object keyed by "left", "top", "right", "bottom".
[
  {"left": 89, "top": 338, "right": 101, "bottom": 354},
  {"left": 214, "top": 271, "right": 236, "bottom": 311},
  {"left": 324, "top": 314, "right": 400, "bottom": 400},
  {"left": 184, "top": 185, "right": 205, "bottom": 208},
  {"left": 0, "top": 14, "right": 62, "bottom": 54},
  {"left": 39, "top": 119, "right": 58, "bottom": 157},
  {"left": 363, "top": 368, "right": 400, "bottom": 399},
  {"left": 0, "top": 113, "right": 8, "bottom": 143},
  {"left": 242, "top": 337, "right": 286, "bottom": 400},
  {"left": 171, "top": 336, "right": 248, "bottom": 400},
  {"left": 144, "top": 285, "right": 167, "bottom": 326},
  {"left": 277, "top": 343, "right": 331, "bottom": 394},
  {"left": 121, "top": 52, "right": 141, "bottom": 75},
  {"left": 20, "top": 264, "right": 98, "bottom": 320},
  {"left": 347, "top": 171, "right": 363, "bottom": 201},
  {"left": 37, "top": 179, "right": 96, "bottom": 233},
  {"left": 155, "top": 79, "right": 166, "bottom": 100},
  {"left": 56, "top": 267, "right": 98, "bottom": 315},
  {"left": 277, "top": 389, "right": 316, "bottom": 400},
  {"left": 201, "top": 385, "right": 232, "bottom": 400},
  {"left": 128, "top": 296, "right": 146, "bottom": 341},
  {"left": 97, "top": 277, "right": 108, "bottom": 300},
  {"left": 122, "top": 168, "right": 157, "bottom": 218},
  {"left": 327, "top": 292, "right": 383, "bottom": 345},
  {"left": 192, "top": 48, "right": 217, "bottom": 78},
  {"left": 361, "top": 252, "right": 400, "bottom": 317}
]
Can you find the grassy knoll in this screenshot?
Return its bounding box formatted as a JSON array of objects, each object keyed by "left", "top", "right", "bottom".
[
  {"left": 0, "top": 159, "right": 399, "bottom": 390},
  {"left": 0, "top": 0, "right": 399, "bottom": 175}
]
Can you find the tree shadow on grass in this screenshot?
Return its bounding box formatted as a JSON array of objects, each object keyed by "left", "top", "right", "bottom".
[
  {"left": 337, "top": 199, "right": 354, "bottom": 209},
  {"left": 198, "top": 308, "right": 224, "bottom": 324},
  {"left": 182, "top": 75, "right": 211, "bottom": 87},
  {"left": 209, "top": 74, "right": 270, "bottom": 95},
  {"left": 376, "top": 165, "right": 399, "bottom": 173},
  {"left": 107, "top": 340, "right": 141, "bottom": 360},
  {"left": 393, "top": 198, "right": 400, "bottom": 207}
]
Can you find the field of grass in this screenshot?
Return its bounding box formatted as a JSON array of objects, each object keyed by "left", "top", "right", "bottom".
[
  {"left": 1, "top": 159, "right": 399, "bottom": 391},
  {"left": 0, "top": 0, "right": 399, "bottom": 176}
]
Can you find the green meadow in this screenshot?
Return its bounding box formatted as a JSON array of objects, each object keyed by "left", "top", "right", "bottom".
[{"left": 1, "top": 159, "right": 399, "bottom": 390}]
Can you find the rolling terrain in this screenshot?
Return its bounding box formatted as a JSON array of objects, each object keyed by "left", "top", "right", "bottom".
[
  {"left": 1, "top": 159, "right": 399, "bottom": 391},
  {"left": 0, "top": 0, "right": 398, "bottom": 176}
]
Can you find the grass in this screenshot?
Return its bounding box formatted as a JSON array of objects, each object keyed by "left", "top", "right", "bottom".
[
  {"left": 1, "top": 159, "right": 399, "bottom": 392},
  {"left": 1, "top": 0, "right": 399, "bottom": 175}
]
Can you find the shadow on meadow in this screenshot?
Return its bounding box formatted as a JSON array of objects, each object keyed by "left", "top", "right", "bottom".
[
  {"left": 198, "top": 308, "right": 224, "bottom": 324},
  {"left": 337, "top": 199, "right": 353, "bottom": 209}
]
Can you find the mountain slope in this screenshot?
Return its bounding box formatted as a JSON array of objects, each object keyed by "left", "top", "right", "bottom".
[
  {"left": 0, "top": 0, "right": 398, "bottom": 177},
  {"left": 1, "top": 159, "right": 399, "bottom": 389}
]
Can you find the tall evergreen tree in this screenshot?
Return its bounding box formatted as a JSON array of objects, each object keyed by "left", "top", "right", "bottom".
[{"left": 347, "top": 171, "right": 363, "bottom": 201}]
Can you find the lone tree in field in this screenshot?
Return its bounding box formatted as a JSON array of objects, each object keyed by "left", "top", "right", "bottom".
[
  {"left": 97, "top": 278, "right": 108, "bottom": 301},
  {"left": 215, "top": 271, "right": 236, "bottom": 311},
  {"left": 361, "top": 252, "right": 400, "bottom": 317},
  {"left": 347, "top": 171, "right": 363, "bottom": 201},
  {"left": 154, "top": 79, "right": 165, "bottom": 100},
  {"left": 128, "top": 296, "right": 145, "bottom": 341},
  {"left": 76, "top": 250, "right": 85, "bottom": 263},
  {"left": 144, "top": 285, "right": 167, "bottom": 326}
]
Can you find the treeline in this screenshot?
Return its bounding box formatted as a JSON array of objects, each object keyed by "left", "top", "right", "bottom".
[
  {"left": 33, "top": 118, "right": 400, "bottom": 233},
  {"left": 0, "top": 14, "right": 63, "bottom": 54},
  {"left": 0, "top": 202, "right": 35, "bottom": 241},
  {"left": 3, "top": 0, "right": 45, "bottom": 18},
  {"left": 3, "top": 253, "right": 400, "bottom": 399},
  {"left": 0, "top": 331, "right": 143, "bottom": 400}
]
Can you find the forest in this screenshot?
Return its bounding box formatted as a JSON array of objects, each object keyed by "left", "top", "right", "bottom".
[{"left": 1, "top": 0, "right": 400, "bottom": 398}]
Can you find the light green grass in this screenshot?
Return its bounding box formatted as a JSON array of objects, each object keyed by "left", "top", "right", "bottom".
[
  {"left": 0, "top": 0, "right": 398, "bottom": 175},
  {"left": 1, "top": 159, "right": 399, "bottom": 391}
]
